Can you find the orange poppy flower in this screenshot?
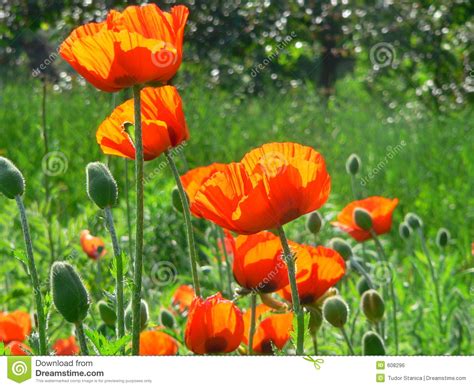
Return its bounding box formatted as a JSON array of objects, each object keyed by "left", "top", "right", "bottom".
[
  {"left": 191, "top": 142, "right": 331, "bottom": 234},
  {"left": 0, "top": 311, "right": 31, "bottom": 344},
  {"left": 60, "top": 4, "right": 189, "bottom": 92},
  {"left": 80, "top": 230, "right": 107, "bottom": 260},
  {"left": 181, "top": 163, "right": 227, "bottom": 217},
  {"left": 280, "top": 245, "right": 346, "bottom": 305},
  {"left": 185, "top": 293, "right": 244, "bottom": 354},
  {"left": 53, "top": 336, "right": 79, "bottom": 356},
  {"left": 332, "top": 196, "right": 399, "bottom": 242},
  {"left": 171, "top": 285, "right": 195, "bottom": 313},
  {"left": 6, "top": 341, "right": 31, "bottom": 356},
  {"left": 233, "top": 231, "right": 289, "bottom": 293},
  {"left": 243, "top": 305, "right": 293, "bottom": 354},
  {"left": 96, "top": 86, "right": 188, "bottom": 161},
  {"left": 139, "top": 330, "right": 179, "bottom": 356}
]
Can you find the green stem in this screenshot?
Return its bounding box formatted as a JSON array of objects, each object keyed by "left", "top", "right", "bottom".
[
  {"left": 104, "top": 207, "right": 125, "bottom": 345},
  {"left": 75, "top": 322, "right": 89, "bottom": 356},
  {"left": 341, "top": 327, "right": 355, "bottom": 355},
  {"left": 276, "top": 225, "right": 304, "bottom": 355},
  {"left": 350, "top": 174, "right": 359, "bottom": 199},
  {"left": 218, "top": 228, "right": 233, "bottom": 298},
  {"left": 417, "top": 229, "right": 443, "bottom": 335},
  {"left": 131, "top": 84, "right": 144, "bottom": 355},
  {"left": 370, "top": 230, "right": 399, "bottom": 355},
  {"left": 311, "top": 334, "right": 318, "bottom": 355},
  {"left": 165, "top": 150, "right": 201, "bottom": 297},
  {"left": 15, "top": 195, "right": 47, "bottom": 355},
  {"left": 124, "top": 158, "right": 133, "bottom": 260},
  {"left": 248, "top": 292, "right": 257, "bottom": 355}
]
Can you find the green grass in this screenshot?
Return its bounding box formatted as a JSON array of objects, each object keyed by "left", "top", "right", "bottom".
[{"left": 0, "top": 73, "right": 472, "bottom": 355}]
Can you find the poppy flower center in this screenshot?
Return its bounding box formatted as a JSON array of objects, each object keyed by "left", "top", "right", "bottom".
[
  {"left": 204, "top": 337, "right": 228, "bottom": 353},
  {"left": 260, "top": 340, "right": 275, "bottom": 354}
]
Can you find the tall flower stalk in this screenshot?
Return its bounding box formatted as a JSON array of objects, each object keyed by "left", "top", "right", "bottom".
[
  {"left": 248, "top": 292, "right": 257, "bottom": 355},
  {"left": 131, "top": 84, "right": 145, "bottom": 355},
  {"left": 276, "top": 226, "right": 304, "bottom": 355},
  {"left": 165, "top": 150, "right": 201, "bottom": 298}
]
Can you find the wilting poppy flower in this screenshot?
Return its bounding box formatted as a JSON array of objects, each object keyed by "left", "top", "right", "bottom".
[
  {"left": 181, "top": 163, "right": 227, "bottom": 217},
  {"left": 243, "top": 305, "right": 293, "bottom": 354},
  {"left": 280, "top": 245, "right": 346, "bottom": 305},
  {"left": 60, "top": 4, "right": 189, "bottom": 92},
  {"left": 233, "top": 231, "right": 288, "bottom": 293},
  {"left": 171, "top": 285, "right": 195, "bottom": 313},
  {"left": 0, "top": 311, "right": 31, "bottom": 344},
  {"left": 185, "top": 293, "right": 244, "bottom": 354},
  {"left": 139, "top": 330, "right": 179, "bottom": 355},
  {"left": 6, "top": 341, "right": 31, "bottom": 356},
  {"left": 332, "top": 196, "right": 399, "bottom": 242},
  {"left": 191, "top": 142, "right": 331, "bottom": 234},
  {"left": 53, "top": 336, "right": 79, "bottom": 356},
  {"left": 80, "top": 230, "right": 107, "bottom": 260},
  {"left": 96, "top": 86, "right": 188, "bottom": 161}
]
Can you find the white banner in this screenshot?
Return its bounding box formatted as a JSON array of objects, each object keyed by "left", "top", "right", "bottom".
[{"left": 0, "top": 356, "right": 471, "bottom": 387}]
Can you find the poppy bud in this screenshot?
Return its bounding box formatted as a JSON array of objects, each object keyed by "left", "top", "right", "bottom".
[
  {"left": 345, "top": 153, "right": 361, "bottom": 175},
  {"left": 329, "top": 238, "right": 353, "bottom": 260},
  {"left": 361, "top": 290, "right": 385, "bottom": 323},
  {"left": 399, "top": 222, "right": 411, "bottom": 239},
  {"left": 160, "top": 309, "right": 176, "bottom": 329},
  {"left": 171, "top": 187, "right": 184, "bottom": 213},
  {"left": 306, "top": 211, "right": 324, "bottom": 235},
  {"left": 357, "top": 276, "right": 373, "bottom": 296},
  {"left": 200, "top": 265, "right": 213, "bottom": 276},
  {"left": 323, "top": 296, "right": 349, "bottom": 328},
  {"left": 362, "top": 331, "right": 386, "bottom": 355},
  {"left": 354, "top": 207, "right": 373, "bottom": 231},
  {"left": 97, "top": 300, "right": 117, "bottom": 327},
  {"left": 86, "top": 162, "right": 118, "bottom": 209},
  {"left": 125, "top": 300, "right": 149, "bottom": 332},
  {"left": 51, "top": 262, "right": 90, "bottom": 323},
  {"left": 308, "top": 309, "right": 323, "bottom": 335},
  {"left": 436, "top": 228, "right": 450, "bottom": 248},
  {"left": 405, "top": 212, "right": 423, "bottom": 229},
  {"left": 0, "top": 157, "right": 25, "bottom": 199}
]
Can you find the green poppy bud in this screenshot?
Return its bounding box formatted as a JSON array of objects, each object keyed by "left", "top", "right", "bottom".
[
  {"left": 306, "top": 211, "right": 324, "bottom": 235},
  {"left": 160, "top": 309, "right": 176, "bottom": 329},
  {"left": 405, "top": 212, "right": 422, "bottom": 229},
  {"left": 171, "top": 187, "right": 184, "bottom": 213},
  {"left": 125, "top": 300, "right": 149, "bottom": 332},
  {"left": 357, "top": 276, "right": 373, "bottom": 296},
  {"left": 51, "top": 262, "right": 90, "bottom": 323},
  {"left": 0, "top": 157, "right": 25, "bottom": 199},
  {"left": 308, "top": 308, "right": 323, "bottom": 335},
  {"left": 98, "top": 323, "right": 115, "bottom": 337},
  {"left": 86, "top": 162, "right": 118, "bottom": 209},
  {"left": 323, "top": 296, "right": 349, "bottom": 328},
  {"left": 98, "top": 300, "right": 117, "bottom": 327},
  {"left": 436, "top": 228, "right": 450, "bottom": 248},
  {"left": 345, "top": 154, "right": 361, "bottom": 175},
  {"left": 329, "top": 238, "right": 353, "bottom": 260},
  {"left": 200, "top": 265, "right": 213, "bottom": 275},
  {"left": 399, "top": 222, "right": 411, "bottom": 239},
  {"left": 361, "top": 290, "right": 385, "bottom": 323},
  {"left": 362, "top": 331, "right": 386, "bottom": 355},
  {"left": 354, "top": 207, "right": 373, "bottom": 231}
]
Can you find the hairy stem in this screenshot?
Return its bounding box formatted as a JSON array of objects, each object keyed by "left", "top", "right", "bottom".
[
  {"left": 248, "top": 292, "right": 257, "bottom": 355},
  {"left": 75, "top": 322, "right": 89, "bottom": 356}
]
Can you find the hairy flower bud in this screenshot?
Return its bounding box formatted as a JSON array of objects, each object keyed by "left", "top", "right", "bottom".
[
  {"left": 362, "top": 331, "right": 386, "bottom": 355},
  {"left": 86, "top": 162, "right": 118, "bottom": 209},
  {"left": 51, "top": 262, "right": 90, "bottom": 323},
  {"left": 354, "top": 207, "right": 373, "bottom": 231},
  {"left": 0, "top": 157, "right": 25, "bottom": 199},
  {"left": 329, "top": 238, "right": 353, "bottom": 260},
  {"left": 125, "top": 300, "right": 149, "bottom": 332},
  {"left": 323, "top": 296, "right": 349, "bottom": 328},
  {"left": 306, "top": 211, "right": 324, "bottom": 235},
  {"left": 399, "top": 222, "right": 411, "bottom": 239},
  {"left": 405, "top": 212, "right": 423, "bottom": 229},
  {"left": 436, "top": 228, "right": 450, "bottom": 248},
  {"left": 160, "top": 309, "right": 176, "bottom": 329},
  {"left": 357, "top": 276, "right": 373, "bottom": 296},
  {"left": 98, "top": 300, "right": 117, "bottom": 327},
  {"left": 361, "top": 290, "right": 385, "bottom": 323},
  {"left": 345, "top": 153, "right": 361, "bottom": 175}
]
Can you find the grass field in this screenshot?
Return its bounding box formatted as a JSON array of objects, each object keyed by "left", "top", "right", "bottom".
[{"left": 0, "top": 72, "right": 473, "bottom": 355}]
